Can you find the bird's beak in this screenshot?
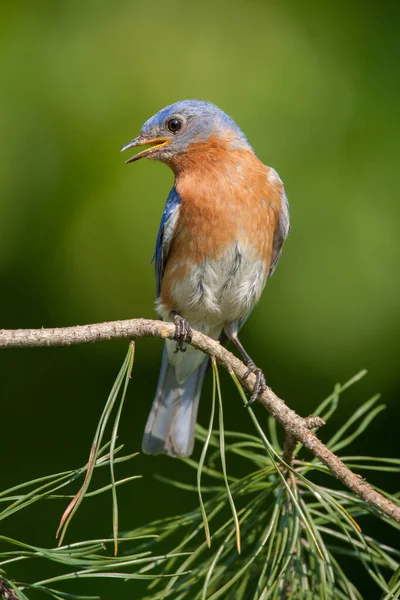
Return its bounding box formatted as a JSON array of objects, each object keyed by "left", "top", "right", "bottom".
[{"left": 120, "top": 135, "right": 170, "bottom": 163}]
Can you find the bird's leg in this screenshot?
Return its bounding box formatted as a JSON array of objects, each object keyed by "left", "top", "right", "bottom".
[
  {"left": 230, "top": 334, "right": 267, "bottom": 406},
  {"left": 172, "top": 313, "right": 193, "bottom": 353}
]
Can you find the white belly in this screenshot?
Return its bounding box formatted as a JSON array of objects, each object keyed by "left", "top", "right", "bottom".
[
  {"left": 157, "top": 243, "right": 267, "bottom": 329},
  {"left": 156, "top": 243, "right": 266, "bottom": 384}
]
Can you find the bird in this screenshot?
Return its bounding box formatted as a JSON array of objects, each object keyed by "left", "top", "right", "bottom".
[{"left": 121, "top": 100, "right": 290, "bottom": 458}]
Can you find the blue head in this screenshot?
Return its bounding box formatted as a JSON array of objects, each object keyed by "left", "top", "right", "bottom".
[{"left": 121, "top": 100, "right": 252, "bottom": 164}]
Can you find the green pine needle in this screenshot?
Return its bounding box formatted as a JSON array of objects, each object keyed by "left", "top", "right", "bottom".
[{"left": 1, "top": 361, "right": 398, "bottom": 600}]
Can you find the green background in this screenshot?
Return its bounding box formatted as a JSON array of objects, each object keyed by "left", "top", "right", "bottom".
[{"left": 0, "top": 0, "right": 398, "bottom": 598}]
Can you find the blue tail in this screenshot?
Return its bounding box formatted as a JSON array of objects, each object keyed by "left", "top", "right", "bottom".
[{"left": 142, "top": 346, "right": 208, "bottom": 457}]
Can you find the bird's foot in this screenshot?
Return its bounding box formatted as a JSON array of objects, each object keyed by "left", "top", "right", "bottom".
[
  {"left": 242, "top": 362, "right": 267, "bottom": 406},
  {"left": 173, "top": 315, "right": 192, "bottom": 353}
]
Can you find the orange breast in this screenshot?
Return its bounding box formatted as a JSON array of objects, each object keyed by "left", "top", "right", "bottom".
[{"left": 160, "top": 140, "right": 284, "bottom": 313}]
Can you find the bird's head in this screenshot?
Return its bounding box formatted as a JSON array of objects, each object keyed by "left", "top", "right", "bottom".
[{"left": 121, "top": 100, "right": 251, "bottom": 167}]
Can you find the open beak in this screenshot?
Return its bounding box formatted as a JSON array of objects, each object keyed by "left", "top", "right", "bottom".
[{"left": 120, "top": 135, "right": 170, "bottom": 163}]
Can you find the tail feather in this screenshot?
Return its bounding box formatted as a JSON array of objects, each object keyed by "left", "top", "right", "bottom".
[{"left": 142, "top": 347, "right": 208, "bottom": 457}]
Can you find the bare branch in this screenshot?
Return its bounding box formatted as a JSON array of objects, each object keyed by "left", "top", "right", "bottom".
[{"left": 0, "top": 318, "right": 399, "bottom": 523}]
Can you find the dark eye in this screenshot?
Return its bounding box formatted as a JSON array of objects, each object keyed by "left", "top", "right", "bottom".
[{"left": 167, "top": 117, "right": 182, "bottom": 133}]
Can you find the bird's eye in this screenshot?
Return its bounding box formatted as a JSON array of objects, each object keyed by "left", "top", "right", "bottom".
[{"left": 167, "top": 118, "right": 182, "bottom": 133}]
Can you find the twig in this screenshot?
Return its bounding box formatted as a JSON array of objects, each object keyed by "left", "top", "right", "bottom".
[
  {"left": 0, "top": 580, "right": 19, "bottom": 600},
  {"left": 0, "top": 318, "right": 399, "bottom": 523},
  {"left": 282, "top": 415, "right": 326, "bottom": 467}
]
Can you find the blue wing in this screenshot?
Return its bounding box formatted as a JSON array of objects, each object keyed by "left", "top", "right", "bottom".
[{"left": 153, "top": 187, "right": 182, "bottom": 297}]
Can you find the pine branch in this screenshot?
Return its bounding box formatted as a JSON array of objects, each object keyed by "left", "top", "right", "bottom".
[{"left": 0, "top": 318, "right": 399, "bottom": 523}]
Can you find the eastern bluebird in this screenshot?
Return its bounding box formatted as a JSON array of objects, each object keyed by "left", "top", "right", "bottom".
[{"left": 121, "top": 100, "right": 290, "bottom": 457}]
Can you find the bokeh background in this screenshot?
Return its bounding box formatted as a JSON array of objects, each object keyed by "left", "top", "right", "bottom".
[{"left": 0, "top": 0, "right": 398, "bottom": 598}]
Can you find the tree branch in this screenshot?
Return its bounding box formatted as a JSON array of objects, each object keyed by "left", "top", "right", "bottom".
[{"left": 0, "top": 318, "right": 399, "bottom": 523}]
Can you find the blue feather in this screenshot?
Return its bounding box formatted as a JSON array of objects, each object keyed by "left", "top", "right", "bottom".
[{"left": 152, "top": 187, "right": 182, "bottom": 298}]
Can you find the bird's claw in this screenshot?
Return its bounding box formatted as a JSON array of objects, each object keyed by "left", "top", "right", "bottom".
[
  {"left": 173, "top": 315, "right": 192, "bottom": 353},
  {"left": 242, "top": 362, "right": 267, "bottom": 406}
]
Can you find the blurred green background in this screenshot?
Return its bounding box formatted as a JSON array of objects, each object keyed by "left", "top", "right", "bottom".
[{"left": 0, "top": 0, "right": 398, "bottom": 597}]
